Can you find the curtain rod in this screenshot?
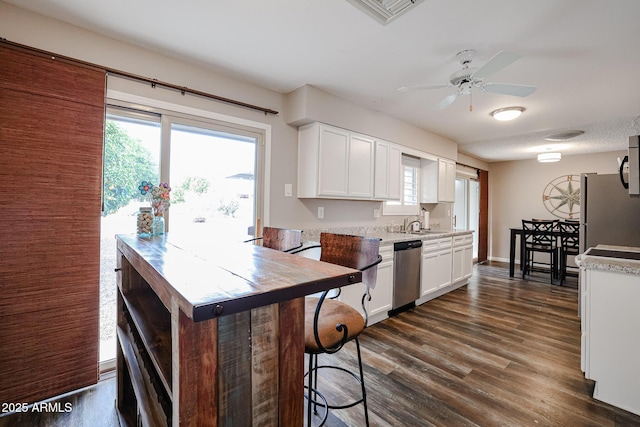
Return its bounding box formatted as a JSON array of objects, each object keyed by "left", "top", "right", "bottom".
[
  {"left": 1, "top": 38, "right": 279, "bottom": 116},
  {"left": 456, "top": 161, "right": 485, "bottom": 173}
]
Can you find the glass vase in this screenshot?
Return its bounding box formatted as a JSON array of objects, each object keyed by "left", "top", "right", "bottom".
[
  {"left": 137, "top": 207, "right": 153, "bottom": 237},
  {"left": 152, "top": 214, "right": 165, "bottom": 236}
]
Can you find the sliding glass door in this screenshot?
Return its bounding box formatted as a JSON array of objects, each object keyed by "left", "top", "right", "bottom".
[
  {"left": 454, "top": 177, "right": 480, "bottom": 259},
  {"left": 99, "top": 109, "right": 264, "bottom": 365},
  {"left": 100, "top": 108, "right": 161, "bottom": 363},
  {"left": 168, "top": 121, "right": 259, "bottom": 241}
]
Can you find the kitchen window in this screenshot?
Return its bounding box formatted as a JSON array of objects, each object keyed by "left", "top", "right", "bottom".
[{"left": 383, "top": 154, "right": 420, "bottom": 215}]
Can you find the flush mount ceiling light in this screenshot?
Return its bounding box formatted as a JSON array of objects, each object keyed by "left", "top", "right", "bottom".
[
  {"left": 543, "top": 130, "right": 585, "bottom": 141},
  {"left": 537, "top": 152, "right": 562, "bottom": 163},
  {"left": 490, "top": 107, "right": 524, "bottom": 121},
  {"left": 347, "top": 0, "right": 426, "bottom": 25}
]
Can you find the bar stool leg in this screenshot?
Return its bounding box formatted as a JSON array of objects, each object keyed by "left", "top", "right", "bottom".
[{"left": 355, "top": 338, "right": 369, "bottom": 427}]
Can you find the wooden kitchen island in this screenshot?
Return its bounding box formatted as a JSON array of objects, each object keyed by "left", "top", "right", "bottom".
[{"left": 115, "top": 234, "right": 361, "bottom": 426}]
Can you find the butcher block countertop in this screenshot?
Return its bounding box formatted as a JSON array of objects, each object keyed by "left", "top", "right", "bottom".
[{"left": 116, "top": 233, "right": 361, "bottom": 322}]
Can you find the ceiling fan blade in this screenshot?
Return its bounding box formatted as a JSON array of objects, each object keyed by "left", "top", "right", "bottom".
[
  {"left": 472, "top": 51, "right": 522, "bottom": 80},
  {"left": 482, "top": 83, "right": 537, "bottom": 97},
  {"left": 397, "top": 84, "right": 450, "bottom": 92},
  {"left": 434, "top": 92, "right": 459, "bottom": 109}
]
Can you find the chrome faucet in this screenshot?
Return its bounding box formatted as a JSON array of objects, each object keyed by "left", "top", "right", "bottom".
[{"left": 404, "top": 216, "right": 422, "bottom": 233}]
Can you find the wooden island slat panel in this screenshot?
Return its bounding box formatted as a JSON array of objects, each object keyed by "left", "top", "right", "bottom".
[
  {"left": 278, "top": 298, "right": 305, "bottom": 425},
  {"left": 251, "top": 304, "right": 280, "bottom": 426},
  {"left": 115, "top": 234, "right": 361, "bottom": 426}
]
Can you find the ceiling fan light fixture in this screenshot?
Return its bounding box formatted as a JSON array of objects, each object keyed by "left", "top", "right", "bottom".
[
  {"left": 491, "top": 107, "right": 525, "bottom": 121},
  {"left": 537, "top": 152, "right": 562, "bottom": 163}
]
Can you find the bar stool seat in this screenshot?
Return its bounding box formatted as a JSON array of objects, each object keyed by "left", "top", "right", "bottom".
[{"left": 304, "top": 298, "right": 365, "bottom": 353}]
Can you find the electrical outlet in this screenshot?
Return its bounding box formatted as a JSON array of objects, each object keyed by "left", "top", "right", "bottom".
[
  {"left": 373, "top": 209, "right": 380, "bottom": 218},
  {"left": 317, "top": 207, "right": 324, "bottom": 219}
]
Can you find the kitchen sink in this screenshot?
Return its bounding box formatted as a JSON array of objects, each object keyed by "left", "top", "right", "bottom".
[{"left": 409, "top": 230, "right": 443, "bottom": 235}]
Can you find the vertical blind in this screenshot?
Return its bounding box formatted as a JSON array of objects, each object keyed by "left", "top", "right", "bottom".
[{"left": 0, "top": 44, "right": 105, "bottom": 403}]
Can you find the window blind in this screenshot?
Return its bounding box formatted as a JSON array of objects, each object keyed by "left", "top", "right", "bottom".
[{"left": 0, "top": 44, "right": 105, "bottom": 404}]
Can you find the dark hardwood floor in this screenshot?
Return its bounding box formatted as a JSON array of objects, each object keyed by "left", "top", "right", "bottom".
[{"left": 2, "top": 262, "right": 639, "bottom": 426}]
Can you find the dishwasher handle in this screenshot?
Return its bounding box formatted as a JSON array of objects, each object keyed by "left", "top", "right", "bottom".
[{"left": 394, "top": 240, "right": 423, "bottom": 251}]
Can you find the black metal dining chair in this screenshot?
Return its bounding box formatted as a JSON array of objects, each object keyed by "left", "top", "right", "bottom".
[
  {"left": 558, "top": 221, "right": 580, "bottom": 285},
  {"left": 522, "top": 219, "right": 559, "bottom": 283}
]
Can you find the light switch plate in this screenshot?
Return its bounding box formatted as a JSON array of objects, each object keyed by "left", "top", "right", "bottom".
[
  {"left": 318, "top": 207, "right": 324, "bottom": 219},
  {"left": 373, "top": 209, "right": 380, "bottom": 218},
  {"left": 284, "top": 183, "right": 292, "bottom": 197}
]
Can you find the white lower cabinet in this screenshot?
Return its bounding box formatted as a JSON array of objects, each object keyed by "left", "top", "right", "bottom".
[
  {"left": 337, "top": 245, "right": 393, "bottom": 326},
  {"left": 418, "top": 233, "right": 473, "bottom": 305},
  {"left": 580, "top": 267, "right": 640, "bottom": 416},
  {"left": 421, "top": 251, "right": 439, "bottom": 296},
  {"left": 463, "top": 243, "right": 473, "bottom": 279},
  {"left": 421, "top": 237, "right": 452, "bottom": 298},
  {"left": 452, "top": 234, "right": 473, "bottom": 283},
  {"left": 302, "top": 233, "right": 473, "bottom": 324},
  {"left": 365, "top": 245, "right": 393, "bottom": 325}
]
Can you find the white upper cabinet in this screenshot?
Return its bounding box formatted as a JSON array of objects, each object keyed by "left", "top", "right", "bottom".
[
  {"left": 420, "top": 157, "right": 456, "bottom": 203},
  {"left": 348, "top": 133, "right": 375, "bottom": 198},
  {"left": 298, "top": 122, "right": 375, "bottom": 199},
  {"left": 374, "top": 139, "right": 402, "bottom": 200},
  {"left": 317, "top": 125, "right": 350, "bottom": 197}
]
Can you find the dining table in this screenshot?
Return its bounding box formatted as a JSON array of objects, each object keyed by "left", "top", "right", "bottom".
[{"left": 508, "top": 227, "right": 568, "bottom": 278}]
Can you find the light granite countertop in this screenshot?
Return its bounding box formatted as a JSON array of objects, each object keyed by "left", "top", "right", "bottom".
[
  {"left": 300, "top": 226, "right": 473, "bottom": 246},
  {"left": 576, "top": 244, "right": 640, "bottom": 276}
]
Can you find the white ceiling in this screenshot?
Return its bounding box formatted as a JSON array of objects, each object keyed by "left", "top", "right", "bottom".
[{"left": 7, "top": 0, "right": 640, "bottom": 162}]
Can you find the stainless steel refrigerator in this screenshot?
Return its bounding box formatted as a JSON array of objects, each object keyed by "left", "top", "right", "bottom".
[{"left": 580, "top": 173, "right": 640, "bottom": 252}]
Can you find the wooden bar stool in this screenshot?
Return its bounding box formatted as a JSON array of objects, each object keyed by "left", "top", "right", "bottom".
[
  {"left": 244, "top": 226, "right": 303, "bottom": 252},
  {"left": 302, "top": 232, "right": 381, "bottom": 427}
]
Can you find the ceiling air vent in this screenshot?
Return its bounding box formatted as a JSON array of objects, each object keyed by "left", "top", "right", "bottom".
[
  {"left": 544, "top": 130, "right": 585, "bottom": 141},
  {"left": 347, "top": 0, "right": 426, "bottom": 25}
]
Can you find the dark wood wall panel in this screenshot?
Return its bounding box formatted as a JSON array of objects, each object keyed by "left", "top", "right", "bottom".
[
  {"left": 0, "top": 45, "right": 105, "bottom": 404},
  {"left": 478, "top": 169, "right": 489, "bottom": 262}
]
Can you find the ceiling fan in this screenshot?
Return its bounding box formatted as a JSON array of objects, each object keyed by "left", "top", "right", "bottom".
[{"left": 398, "top": 49, "right": 537, "bottom": 111}]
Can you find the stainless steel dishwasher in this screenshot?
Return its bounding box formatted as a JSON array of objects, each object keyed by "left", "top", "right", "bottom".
[{"left": 392, "top": 240, "right": 422, "bottom": 313}]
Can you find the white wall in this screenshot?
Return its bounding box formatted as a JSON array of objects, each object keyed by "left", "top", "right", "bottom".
[
  {"left": 489, "top": 151, "right": 626, "bottom": 261},
  {"left": 0, "top": 1, "right": 461, "bottom": 232},
  {"left": 457, "top": 152, "right": 489, "bottom": 171},
  {"left": 286, "top": 85, "right": 457, "bottom": 160}
]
